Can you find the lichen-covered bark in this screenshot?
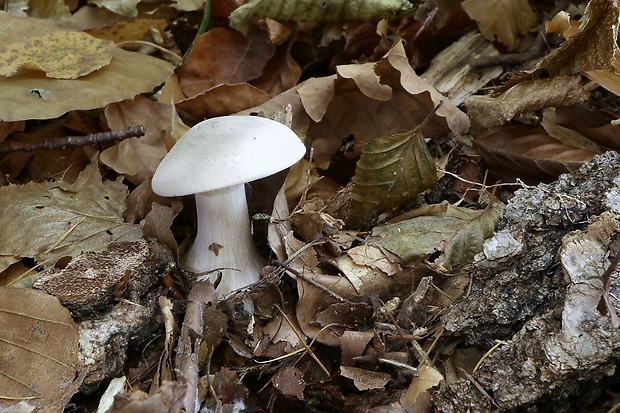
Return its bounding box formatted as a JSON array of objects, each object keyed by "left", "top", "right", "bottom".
[{"left": 437, "top": 151, "right": 620, "bottom": 411}]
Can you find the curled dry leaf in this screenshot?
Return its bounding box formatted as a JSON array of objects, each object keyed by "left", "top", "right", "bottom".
[
  {"left": 551, "top": 105, "right": 620, "bottom": 150},
  {"left": 502, "top": 0, "right": 619, "bottom": 89},
  {"left": 229, "top": 0, "right": 413, "bottom": 35},
  {"left": 347, "top": 126, "right": 438, "bottom": 228},
  {"left": 475, "top": 125, "right": 598, "bottom": 181},
  {"left": 240, "top": 41, "right": 469, "bottom": 165},
  {"left": 371, "top": 201, "right": 503, "bottom": 272},
  {"left": 464, "top": 76, "right": 589, "bottom": 132},
  {"left": 0, "top": 287, "right": 79, "bottom": 412}
]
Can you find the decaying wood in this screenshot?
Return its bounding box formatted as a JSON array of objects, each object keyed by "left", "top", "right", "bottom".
[
  {"left": 437, "top": 151, "right": 620, "bottom": 412},
  {"left": 33, "top": 239, "right": 175, "bottom": 393}
]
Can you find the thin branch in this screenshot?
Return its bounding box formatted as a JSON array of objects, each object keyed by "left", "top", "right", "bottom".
[{"left": 0, "top": 125, "right": 145, "bottom": 155}]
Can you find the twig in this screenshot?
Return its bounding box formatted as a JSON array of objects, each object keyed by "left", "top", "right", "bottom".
[
  {"left": 274, "top": 305, "right": 331, "bottom": 377},
  {"left": 0, "top": 125, "right": 145, "bottom": 155},
  {"left": 471, "top": 32, "right": 545, "bottom": 69},
  {"left": 272, "top": 260, "right": 346, "bottom": 303}
]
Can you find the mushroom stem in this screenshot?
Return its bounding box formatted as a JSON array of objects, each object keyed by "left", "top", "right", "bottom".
[{"left": 183, "top": 184, "right": 264, "bottom": 294}]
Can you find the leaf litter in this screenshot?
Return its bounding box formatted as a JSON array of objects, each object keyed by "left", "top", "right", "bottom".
[{"left": 3, "top": 0, "right": 620, "bottom": 412}]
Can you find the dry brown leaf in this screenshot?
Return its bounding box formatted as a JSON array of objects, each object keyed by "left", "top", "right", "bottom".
[
  {"left": 310, "top": 41, "right": 469, "bottom": 164},
  {"left": 100, "top": 97, "right": 171, "bottom": 185},
  {"left": 400, "top": 363, "right": 443, "bottom": 412},
  {"left": 475, "top": 125, "right": 598, "bottom": 181},
  {"left": 461, "top": 0, "right": 536, "bottom": 51},
  {"left": 251, "top": 46, "right": 302, "bottom": 96},
  {"left": 180, "top": 28, "right": 275, "bottom": 98},
  {"left": 86, "top": 18, "right": 168, "bottom": 43},
  {"left": 340, "top": 330, "right": 374, "bottom": 366},
  {"left": 91, "top": 0, "right": 140, "bottom": 17},
  {"left": 340, "top": 366, "right": 392, "bottom": 391},
  {"left": 551, "top": 105, "right": 620, "bottom": 150},
  {"left": 141, "top": 201, "right": 183, "bottom": 261},
  {"left": 504, "top": 0, "right": 619, "bottom": 88},
  {"left": 176, "top": 83, "right": 271, "bottom": 120},
  {"left": 333, "top": 245, "right": 401, "bottom": 293},
  {"left": 108, "top": 381, "right": 187, "bottom": 413},
  {"left": 585, "top": 57, "right": 620, "bottom": 97},
  {"left": 272, "top": 366, "right": 305, "bottom": 400},
  {"left": 0, "top": 287, "right": 79, "bottom": 412}
]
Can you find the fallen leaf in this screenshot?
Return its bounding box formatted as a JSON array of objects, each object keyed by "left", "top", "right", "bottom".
[
  {"left": 180, "top": 28, "right": 275, "bottom": 98},
  {"left": 108, "top": 381, "right": 187, "bottom": 412},
  {"left": 400, "top": 363, "right": 443, "bottom": 412},
  {"left": 272, "top": 366, "right": 305, "bottom": 400},
  {"left": 550, "top": 105, "right": 620, "bottom": 150},
  {"left": 176, "top": 83, "right": 271, "bottom": 119},
  {"left": 503, "top": 0, "right": 619, "bottom": 88},
  {"left": 0, "top": 12, "right": 174, "bottom": 122},
  {"left": 372, "top": 201, "right": 503, "bottom": 271},
  {"left": 475, "top": 124, "right": 598, "bottom": 181},
  {"left": 0, "top": 287, "right": 79, "bottom": 412},
  {"left": 100, "top": 96, "right": 171, "bottom": 185},
  {"left": 340, "top": 366, "right": 391, "bottom": 391},
  {"left": 461, "top": 0, "right": 536, "bottom": 50},
  {"left": 91, "top": 0, "right": 140, "bottom": 17},
  {"left": 229, "top": 0, "right": 413, "bottom": 35},
  {"left": 347, "top": 126, "right": 438, "bottom": 228},
  {"left": 0, "top": 156, "right": 141, "bottom": 273},
  {"left": 0, "top": 31, "right": 115, "bottom": 79},
  {"left": 86, "top": 18, "right": 168, "bottom": 43}
]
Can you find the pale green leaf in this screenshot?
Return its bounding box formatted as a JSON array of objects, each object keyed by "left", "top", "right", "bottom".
[
  {"left": 372, "top": 201, "right": 503, "bottom": 271},
  {"left": 347, "top": 127, "right": 438, "bottom": 228},
  {"left": 230, "top": 0, "right": 413, "bottom": 35}
]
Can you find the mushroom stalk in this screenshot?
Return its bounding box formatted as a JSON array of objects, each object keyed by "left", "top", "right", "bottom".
[{"left": 183, "top": 184, "right": 264, "bottom": 294}]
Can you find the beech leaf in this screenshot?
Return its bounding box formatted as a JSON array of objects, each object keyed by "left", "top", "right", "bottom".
[
  {"left": 0, "top": 287, "right": 79, "bottom": 411},
  {"left": 372, "top": 201, "right": 503, "bottom": 271},
  {"left": 229, "top": 0, "right": 413, "bottom": 35},
  {"left": 347, "top": 127, "right": 438, "bottom": 228},
  {"left": 461, "top": 0, "right": 536, "bottom": 51},
  {"left": 503, "top": 0, "right": 619, "bottom": 88},
  {"left": 0, "top": 31, "right": 116, "bottom": 79},
  {"left": 0, "top": 157, "right": 141, "bottom": 273},
  {"left": 0, "top": 11, "right": 174, "bottom": 122},
  {"left": 475, "top": 124, "right": 598, "bottom": 181}
]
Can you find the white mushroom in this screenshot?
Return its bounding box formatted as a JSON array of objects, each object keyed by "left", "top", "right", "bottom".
[{"left": 151, "top": 116, "right": 305, "bottom": 295}]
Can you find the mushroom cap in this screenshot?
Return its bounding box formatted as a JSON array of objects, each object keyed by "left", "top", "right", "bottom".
[{"left": 152, "top": 116, "right": 306, "bottom": 197}]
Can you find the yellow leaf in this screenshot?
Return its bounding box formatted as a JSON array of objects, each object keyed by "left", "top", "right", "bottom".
[{"left": 0, "top": 31, "right": 116, "bottom": 79}]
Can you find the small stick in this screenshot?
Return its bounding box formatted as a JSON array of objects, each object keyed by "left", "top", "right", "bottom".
[{"left": 0, "top": 125, "right": 145, "bottom": 155}]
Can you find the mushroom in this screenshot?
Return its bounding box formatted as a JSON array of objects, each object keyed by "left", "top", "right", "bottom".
[{"left": 151, "top": 115, "right": 305, "bottom": 295}]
